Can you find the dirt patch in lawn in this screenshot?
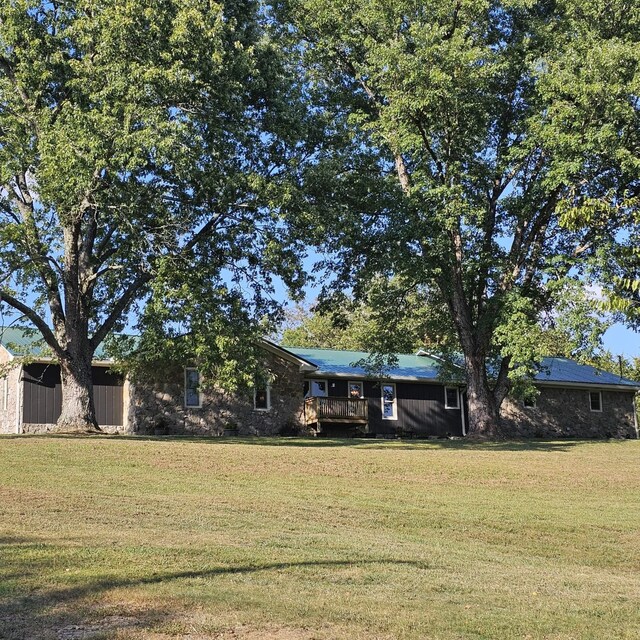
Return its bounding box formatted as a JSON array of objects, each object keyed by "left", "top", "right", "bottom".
[
  {"left": 148, "top": 623, "right": 389, "bottom": 639},
  {"left": 57, "top": 615, "right": 141, "bottom": 639}
]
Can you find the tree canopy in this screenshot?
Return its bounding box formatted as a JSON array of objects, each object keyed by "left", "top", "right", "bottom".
[
  {"left": 280, "top": 279, "right": 612, "bottom": 365},
  {"left": 279, "top": 280, "right": 443, "bottom": 353},
  {"left": 0, "top": 0, "right": 309, "bottom": 429},
  {"left": 279, "top": 0, "right": 640, "bottom": 436}
]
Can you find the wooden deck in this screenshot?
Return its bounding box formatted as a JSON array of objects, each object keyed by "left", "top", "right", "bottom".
[{"left": 304, "top": 397, "right": 369, "bottom": 432}]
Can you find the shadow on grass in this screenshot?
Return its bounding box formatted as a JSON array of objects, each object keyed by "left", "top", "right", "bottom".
[
  {"left": 0, "top": 546, "right": 429, "bottom": 639},
  {"left": 0, "top": 432, "right": 616, "bottom": 452},
  {"left": 206, "top": 437, "right": 604, "bottom": 452}
]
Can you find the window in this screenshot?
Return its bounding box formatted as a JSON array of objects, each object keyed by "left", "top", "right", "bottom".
[
  {"left": 381, "top": 383, "right": 397, "bottom": 420},
  {"left": 348, "top": 381, "right": 364, "bottom": 399},
  {"left": 309, "top": 380, "right": 328, "bottom": 397},
  {"left": 444, "top": 387, "right": 460, "bottom": 409},
  {"left": 589, "top": 391, "right": 602, "bottom": 412},
  {"left": 523, "top": 396, "right": 537, "bottom": 409},
  {"left": 184, "top": 368, "right": 201, "bottom": 408},
  {"left": 254, "top": 385, "right": 271, "bottom": 411}
]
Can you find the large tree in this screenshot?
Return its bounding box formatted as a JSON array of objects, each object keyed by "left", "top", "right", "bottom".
[
  {"left": 280, "top": 0, "right": 640, "bottom": 437},
  {"left": 0, "top": 0, "right": 308, "bottom": 431},
  {"left": 561, "top": 198, "right": 640, "bottom": 328}
]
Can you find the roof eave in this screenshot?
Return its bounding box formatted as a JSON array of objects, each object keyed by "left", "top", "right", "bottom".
[
  {"left": 259, "top": 339, "right": 319, "bottom": 372},
  {"left": 306, "top": 370, "right": 640, "bottom": 391},
  {"left": 535, "top": 379, "right": 640, "bottom": 392},
  {"left": 306, "top": 371, "right": 457, "bottom": 384}
]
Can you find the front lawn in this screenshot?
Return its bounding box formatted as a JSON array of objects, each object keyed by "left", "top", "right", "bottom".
[{"left": 1, "top": 436, "right": 638, "bottom": 639}]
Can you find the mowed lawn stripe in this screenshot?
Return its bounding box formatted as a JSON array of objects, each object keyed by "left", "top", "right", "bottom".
[{"left": 1, "top": 436, "right": 639, "bottom": 639}]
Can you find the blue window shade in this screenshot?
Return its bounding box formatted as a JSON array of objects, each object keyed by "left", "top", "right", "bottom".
[{"left": 185, "top": 369, "right": 200, "bottom": 407}]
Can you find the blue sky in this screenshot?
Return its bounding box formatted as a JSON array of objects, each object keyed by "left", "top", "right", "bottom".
[{"left": 602, "top": 323, "right": 640, "bottom": 359}]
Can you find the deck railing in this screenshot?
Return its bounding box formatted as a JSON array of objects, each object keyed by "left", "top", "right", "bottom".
[{"left": 304, "top": 396, "right": 368, "bottom": 425}]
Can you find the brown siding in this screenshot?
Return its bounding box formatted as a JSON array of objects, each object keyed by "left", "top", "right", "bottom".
[
  {"left": 397, "top": 383, "right": 463, "bottom": 437},
  {"left": 22, "top": 364, "right": 62, "bottom": 425},
  {"left": 319, "top": 378, "right": 464, "bottom": 437},
  {"left": 328, "top": 379, "right": 349, "bottom": 398},
  {"left": 93, "top": 368, "right": 124, "bottom": 426},
  {"left": 22, "top": 364, "right": 123, "bottom": 427}
]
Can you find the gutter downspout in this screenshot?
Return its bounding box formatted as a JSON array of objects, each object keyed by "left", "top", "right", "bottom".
[
  {"left": 460, "top": 388, "right": 467, "bottom": 437},
  {"left": 15, "top": 363, "right": 23, "bottom": 434}
]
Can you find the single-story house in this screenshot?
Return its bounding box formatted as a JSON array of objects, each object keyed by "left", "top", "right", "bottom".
[
  {"left": 281, "top": 345, "right": 639, "bottom": 439},
  {"left": 285, "top": 345, "right": 467, "bottom": 438},
  {"left": 0, "top": 329, "right": 638, "bottom": 438}
]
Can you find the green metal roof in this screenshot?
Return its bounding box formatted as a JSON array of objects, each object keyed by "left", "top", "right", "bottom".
[
  {"left": 282, "top": 345, "right": 640, "bottom": 389},
  {"left": 282, "top": 346, "right": 447, "bottom": 381},
  {"left": 0, "top": 327, "right": 47, "bottom": 357},
  {"left": 536, "top": 357, "right": 640, "bottom": 389},
  {"left": 0, "top": 327, "right": 110, "bottom": 360}
]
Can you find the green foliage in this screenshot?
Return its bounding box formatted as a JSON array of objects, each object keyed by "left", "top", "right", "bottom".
[
  {"left": 0, "top": 1, "right": 311, "bottom": 388},
  {"left": 547, "top": 0, "right": 640, "bottom": 328},
  {"left": 279, "top": 278, "right": 453, "bottom": 355},
  {"left": 283, "top": 278, "right": 613, "bottom": 396},
  {"left": 279, "top": 0, "right": 640, "bottom": 430},
  {"left": 280, "top": 303, "right": 370, "bottom": 350},
  {"left": 559, "top": 193, "right": 640, "bottom": 328}
]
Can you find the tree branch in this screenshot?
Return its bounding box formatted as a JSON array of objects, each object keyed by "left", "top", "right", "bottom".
[
  {"left": 0, "top": 289, "right": 64, "bottom": 358},
  {"left": 410, "top": 113, "right": 445, "bottom": 184},
  {"left": 394, "top": 154, "right": 412, "bottom": 194},
  {"left": 493, "top": 355, "right": 511, "bottom": 406},
  {"left": 8, "top": 174, "right": 66, "bottom": 327},
  {"left": 0, "top": 56, "right": 31, "bottom": 108},
  {"left": 90, "top": 273, "right": 153, "bottom": 353}
]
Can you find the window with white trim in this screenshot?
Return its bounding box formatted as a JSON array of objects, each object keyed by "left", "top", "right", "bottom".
[
  {"left": 184, "top": 368, "right": 201, "bottom": 408},
  {"left": 444, "top": 386, "right": 460, "bottom": 409},
  {"left": 254, "top": 384, "right": 271, "bottom": 411},
  {"left": 589, "top": 391, "right": 602, "bottom": 412},
  {"left": 309, "top": 380, "right": 328, "bottom": 397},
  {"left": 381, "top": 383, "right": 397, "bottom": 420},
  {"left": 348, "top": 381, "right": 364, "bottom": 399}
]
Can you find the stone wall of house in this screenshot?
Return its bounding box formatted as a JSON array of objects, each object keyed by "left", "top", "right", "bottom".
[
  {"left": 0, "top": 349, "right": 20, "bottom": 434},
  {"left": 501, "top": 386, "right": 638, "bottom": 439},
  {"left": 129, "top": 352, "right": 307, "bottom": 436}
]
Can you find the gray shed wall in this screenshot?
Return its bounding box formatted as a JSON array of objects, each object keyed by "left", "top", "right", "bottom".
[{"left": 21, "top": 363, "right": 124, "bottom": 431}]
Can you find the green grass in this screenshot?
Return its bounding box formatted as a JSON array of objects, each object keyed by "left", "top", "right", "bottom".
[{"left": 1, "top": 436, "right": 639, "bottom": 639}]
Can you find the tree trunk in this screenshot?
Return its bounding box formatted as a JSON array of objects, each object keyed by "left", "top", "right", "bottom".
[
  {"left": 55, "top": 355, "right": 100, "bottom": 433},
  {"left": 445, "top": 277, "right": 505, "bottom": 440},
  {"left": 465, "top": 356, "right": 503, "bottom": 439}
]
